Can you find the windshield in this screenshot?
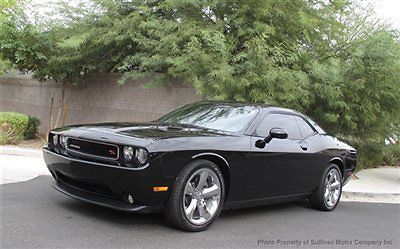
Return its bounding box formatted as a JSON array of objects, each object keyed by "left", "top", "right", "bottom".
[{"left": 158, "top": 102, "right": 259, "bottom": 133}]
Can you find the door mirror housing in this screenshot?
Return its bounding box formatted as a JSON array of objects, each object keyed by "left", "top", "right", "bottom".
[
  {"left": 255, "top": 128, "right": 288, "bottom": 148},
  {"left": 269, "top": 128, "right": 288, "bottom": 141}
]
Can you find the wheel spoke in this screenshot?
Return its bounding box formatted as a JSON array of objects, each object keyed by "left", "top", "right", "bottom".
[
  {"left": 185, "top": 182, "right": 196, "bottom": 195},
  {"left": 197, "top": 171, "right": 209, "bottom": 190},
  {"left": 202, "top": 184, "right": 219, "bottom": 199},
  {"left": 333, "top": 192, "right": 339, "bottom": 200},
  {"left": 330, "top": 192, "right": 335, "bottom": 203},
  {"left": 329, "top": 173, "right": 335, "bottom": 183},
  {"left": 326, "top": 193, "right": 331, "bottom": 204},
  {"left": 324, "top": 187, "right": 330, "bottom": 198},
  {"left": 198, "top": 203, "right": 211, "bottom": 220},
  {"left": 331, "top": 182, "right": 340, "bottom": 189},
  {"left": 185, "top": 199, "right": 198, "bottom": 218}
]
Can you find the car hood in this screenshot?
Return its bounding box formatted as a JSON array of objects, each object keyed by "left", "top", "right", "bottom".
[{"left": 54, "top": 122, "right": 232, "bottom": 141}]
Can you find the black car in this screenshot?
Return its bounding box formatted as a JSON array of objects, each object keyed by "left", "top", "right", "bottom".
[{"left": 43, "top": 101, "right": 357, "bottom": 231}]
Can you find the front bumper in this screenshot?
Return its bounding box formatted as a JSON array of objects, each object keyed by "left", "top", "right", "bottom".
[
  {"left": 53, "top": 180, "right": 163, "bottom": 212},
  {"left": 43, "top": 148, "right": 173, "bottom": 213},
  {"left": 342, "top": 168, "right": 355, "bottom": 186}
]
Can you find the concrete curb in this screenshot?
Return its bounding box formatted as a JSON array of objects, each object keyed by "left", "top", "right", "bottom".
[
  {"left": 342, "top": 191, "right": 400, "bottom": 199},
  {"left": 342, "top": 191, "right": 400, "bottom": 204},
  {"left": 0, "top": 146, "right": 43, "bottom": 158}
]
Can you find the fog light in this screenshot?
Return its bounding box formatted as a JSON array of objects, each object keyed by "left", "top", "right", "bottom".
[
  {"left": 127, "top": 194, "right": 134, "bottom": 204},
  {"left": 123, "top": 146, "right": 134, "bottom": 161}
]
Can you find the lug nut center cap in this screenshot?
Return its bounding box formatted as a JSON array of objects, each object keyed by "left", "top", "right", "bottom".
[{"left": 193, "top": 191, "right": 203, "bottom": 200}]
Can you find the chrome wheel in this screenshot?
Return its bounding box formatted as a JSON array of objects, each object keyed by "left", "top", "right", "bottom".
[
  {"left": 324, "top": 168, "right": 341, "bottom": 208},
  {"left": 183, "top": 168, "right": 221, "bottom": 225}
]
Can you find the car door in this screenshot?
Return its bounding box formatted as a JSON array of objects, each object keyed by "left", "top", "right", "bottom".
[
  {"left": 294, "top": 116, "right": 328, "bottom": 193},
  {"left": 246, "top": 112, "right": 312, "bottom": 199}
]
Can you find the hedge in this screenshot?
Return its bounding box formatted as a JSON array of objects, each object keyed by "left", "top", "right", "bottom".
[
  {"left": 24, "top": 115, "right": 41, "bottom": 139},
  {"left": 0, "top": 112, "right": 40, "bottom": 144}
]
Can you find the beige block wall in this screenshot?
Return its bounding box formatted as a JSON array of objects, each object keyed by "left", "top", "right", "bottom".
[{"left": 0, "top": 74, "right": 201, "bottom": 133}]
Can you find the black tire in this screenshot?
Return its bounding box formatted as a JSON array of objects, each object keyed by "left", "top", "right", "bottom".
[
  {"left": 310, "top": 164, "right": 342, "bottom": 211},
  {"left": 165, "top": 159, "right": 225, "bottom": 232}
]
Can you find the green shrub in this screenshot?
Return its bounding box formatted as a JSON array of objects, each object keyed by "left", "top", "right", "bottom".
[
  {"left": 0, "top": 123, "right": 18, "bottom": 145},
  {"left": 355, "top": 141, "right": 385, "bottom": 170},
  {"left": 0, "top": 112, "right": 29, "bottom": 144},
  {"left": 383, "top": 144, "right": 400, "bottom": 166},
  {"left": 24, "top": 115, "right": 41, "bottom": 139},
  {"left": 354, "top": 141, "right": 400, "bottom": 169}
]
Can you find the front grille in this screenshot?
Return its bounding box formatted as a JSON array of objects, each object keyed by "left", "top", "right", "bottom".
[
  {"left": 66, "top": 138, "right": 119, "bottom": 160},
  {"left": 349, "top": 150, "right": 357, "bottom": 158}
]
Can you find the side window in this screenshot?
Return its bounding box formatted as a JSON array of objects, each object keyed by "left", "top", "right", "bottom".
[
  {"left": 255, "top": 113, "right": 302, "bottom": 139},
  {"left": 294, "top": 116, "right": 315, "bottom": 138},
  {"left": 305, "top": 116, "right": 326, "bottom": 134}
]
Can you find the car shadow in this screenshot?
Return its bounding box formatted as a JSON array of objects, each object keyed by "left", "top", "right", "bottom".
[
  {"left": 2, "top": 175, "right": 313, "bottom": 232},
  {"left": 221, "top": 199, "right": 310, "bottom": 218},
  {"left": 55, "top": 196, "right": 179, "bottom": 231},
  {"left": 56, "top": 191, "right": 311, "bottom": 231}
]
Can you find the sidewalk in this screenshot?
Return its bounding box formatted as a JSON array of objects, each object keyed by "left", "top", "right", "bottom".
[
  {"left": 1, "top": 146, "right": 399, "bottom": 203},
  {"left": 342, "top": 167, "right": 400, "bottom": 203},
  {"left": 0, "top": 147, "right": 49, "bottom": 184}
]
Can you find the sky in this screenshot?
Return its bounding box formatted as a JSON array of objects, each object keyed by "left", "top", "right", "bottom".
[
  {"left": 29, "top": 0, "right": 400, "bottom": 30},
  {"left": 369, "top": 0, "right": 400, "bottom": 30}
]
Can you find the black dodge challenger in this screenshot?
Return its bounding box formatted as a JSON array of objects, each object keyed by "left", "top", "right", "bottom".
[{"left": 43, "top": 101, "right": 357, "bottom": 231}]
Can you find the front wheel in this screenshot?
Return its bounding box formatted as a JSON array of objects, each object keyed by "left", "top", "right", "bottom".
[
  {"left": 165, "top": 159, "right": 225, "bottom": 232},
  {"left": 310, "top": 164, "right": 342, "bottom": 211}
]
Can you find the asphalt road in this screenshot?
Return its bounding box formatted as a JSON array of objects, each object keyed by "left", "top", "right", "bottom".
[{"left": 1, "top": 176, "right": 399, "bottom": 249}]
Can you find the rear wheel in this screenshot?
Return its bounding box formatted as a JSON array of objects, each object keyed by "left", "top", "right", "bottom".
[
  {"left": 165, "top": 159, "right": 225, "bottom": 232},
  {"left": 310, "top": 164, "right": 342, "bottom": 211}
]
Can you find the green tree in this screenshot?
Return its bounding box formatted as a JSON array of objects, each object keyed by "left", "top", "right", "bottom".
[
  {"left": 0, "top": 0, "right": 16, "bottom": 75},
  {"left": 307, "top": 31, "right": 400, "bottom": 138}
]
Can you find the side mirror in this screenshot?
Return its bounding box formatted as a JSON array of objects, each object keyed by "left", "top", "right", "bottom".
[
  {"left": 269, "top": 128, "right": 288, "bottom": 140},
  {"left": 255, "top": 128, "right": 288, "bottom": 148}
]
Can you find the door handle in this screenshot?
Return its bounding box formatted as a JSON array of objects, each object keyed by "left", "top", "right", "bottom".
[{"left": 300, "top": 142, "right": 308, "bottom": 151}]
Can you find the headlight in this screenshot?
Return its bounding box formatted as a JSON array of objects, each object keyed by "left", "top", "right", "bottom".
[
  {"left": 60, "top": 135, "right": 68, "bottom": 148},
  {"left": 52, "top": 134, "right": 58, "bottom": 146},
  {"left": 135, "top": 148, "right": 148, "bottom": 165},
  {"left": 123, "top": 146, "right": 134, "bottom": 161}
]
